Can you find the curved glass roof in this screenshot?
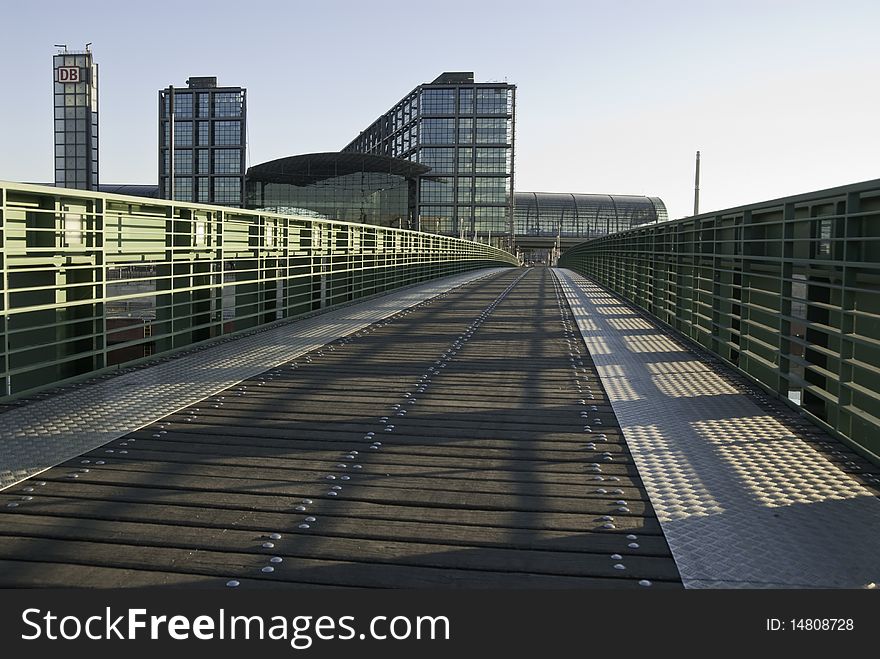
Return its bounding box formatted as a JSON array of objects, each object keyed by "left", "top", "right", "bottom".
[
  {"left": 247, "top": 152, "right": 430, "bottom": 186},
  {"left": 514, "top": 192, "right": 667, "bottom": 239}
]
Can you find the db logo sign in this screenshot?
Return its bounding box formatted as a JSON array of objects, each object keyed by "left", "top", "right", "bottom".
[{"left": 57, "top": 67, "right": 80, "bottom": 83}]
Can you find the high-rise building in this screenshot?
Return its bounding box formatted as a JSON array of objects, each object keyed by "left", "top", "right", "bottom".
[
  {"left": 343, "top": 72, "right": 515, "bottom": 248},
  {"left": 158, "top": 77, "right": 246, "bottom": 206},
  {"left": 53, "top": 46, "right": 98, "bottom": 190}
]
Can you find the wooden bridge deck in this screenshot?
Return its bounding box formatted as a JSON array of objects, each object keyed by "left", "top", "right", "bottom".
[{"left": 0, "top": 268, "right": 681, "bottom": 588}]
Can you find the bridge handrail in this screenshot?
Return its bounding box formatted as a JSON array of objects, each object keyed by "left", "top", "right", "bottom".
[
  {"left": 0, "top": 181, "right": 517, "bottom": 399},
  {"left": 559, "top": 178, "right": 880, "bottom": 463}
]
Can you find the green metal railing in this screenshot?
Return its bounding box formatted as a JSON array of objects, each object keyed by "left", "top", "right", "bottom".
[
  {"left": 559, "top": 178, "right": 880, "bottom": 462},
  {"left": 0, "top": 182, "right": 517, "bottom": 399}
]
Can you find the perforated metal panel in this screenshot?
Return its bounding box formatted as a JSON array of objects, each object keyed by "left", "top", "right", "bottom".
[{"left": 556, "top": 268, "right": 880, "bottom": 589}]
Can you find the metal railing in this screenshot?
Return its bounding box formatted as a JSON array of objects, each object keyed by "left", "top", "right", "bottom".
[
  {"left": 559, "top": 179, "right": 880, "bottom": 462},
  {"left": 0, "top": 182, "right": 517, "bottom": 399}
]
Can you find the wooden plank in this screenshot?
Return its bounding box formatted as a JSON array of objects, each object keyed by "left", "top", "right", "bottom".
[
  {"left": 62, "top": 446, "right": 640, "bottom": 487},
  {"left": 0, "top": 514, "right": 681, "bottom": 581},
  {"left": 55, "top": 460, "right": 649, "bottom": 510},
  {"left": 37, "top": 468, "right": 650, "bottom": 516},
  {"left": 0, "top": 535, "right": 680, "bottom": 589},
  {"left": 14, "top": 482, "right": 664, "bottom": 534},
  {"left": 4, "top": 498, "right": 671, "bottom": 555}
]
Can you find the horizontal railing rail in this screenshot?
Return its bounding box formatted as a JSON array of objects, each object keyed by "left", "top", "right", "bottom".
[
  {"left": 0, "top": 181, "right": 518, "bottom": 399},
  {"left": 559, "top": 178, "right": 880, "bottom": 463}
]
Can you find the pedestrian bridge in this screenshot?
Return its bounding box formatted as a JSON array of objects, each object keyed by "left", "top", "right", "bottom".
[{"left": 0, "top": 181, "right": 878, "bottom": 589}]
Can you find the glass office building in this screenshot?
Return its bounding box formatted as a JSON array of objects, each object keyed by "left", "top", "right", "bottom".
[
  {"left": 245, "top": 153, "right": 427, "bottom": 227},
  {"left": 158, "top": 77, "right": 246, "bottom": 206},
  {"left": 343, "top": 72, "right": 515, "bottom": 248},
  {"left": 53, "top": 47, "right": 98, "bottom": 190}
]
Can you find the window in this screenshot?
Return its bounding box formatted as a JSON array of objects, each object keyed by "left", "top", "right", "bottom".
[
  {"left": 456, "top": 177, "right": 473, "bottom": 204},
  {"left": 475, "top": 177, "right": 509, "bottom": 203},
  {"left": 816, "top": 218, "right": 832, "bottom": 257},
  {"left": 458, "top": 148, "right": 473, "bottom": 172},
  {"left": 214, "top": 121, "right": 241, "bottom": 145},
  {"left": 198, "top": 93, "right": 209, "bottom": 117},
  {"left": 475, "top": 118, "right": 510, "bottom": 144},
  {"left": 421, "top": 89, "right": 455, "bottom": 114},
  {"left": 173, "top": 93, "right": 193, "bottom": 118},
  {"left": 419, "top": 206, "right": 454, "bottom": 234},
  {"left": 420, "top": 178, "right": 454, "bottom": 203},
  {"left": 197, "top": 177, "right": 210, "bottom": 203},
  {"left": 173, "top": 177, "right": 193, "bottom": 201},
  {"left": 214, "top": 149, "right": 241, "bottom": 174},
  {"left": 459, "top": 88, "right": 473, "bottom": 114},
  {"left": 475, "top": 147, "right": 510, "bottom": 173},
  {"left": 198, "top": 122, "right": 210, "bottom": 146},
  {"left": 476, "top": 88, "right": 509, "bottom": 114},
  {"left": 197, "top": 150, "right": 210, "bottom": 174},
  {"left": 214, "top": 177, "right": 241, "bottom": 204},
  {"left": 174, "top": 149, "right": 193, "bottom": 175},
  {"left": 214, "top": 92, "right": 242, "bottom": 117},
  {"left": 174, "top": 121, "right": 193, "bottom": 147},
  {"left": 475, "top": 207, "right": 508, "bottom": 234},
  {"left": 420, "top": 147, "right": 455, "bottom": 172},
  {"left": 420, "top": 118, "right": 454, "bottom": 144},
  {"left": 458, "top": 118, "right": 473, "bottom": 144}
]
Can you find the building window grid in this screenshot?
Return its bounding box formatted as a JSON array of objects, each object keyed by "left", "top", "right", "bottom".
[
  {"left": 456, "top": 177, "right": 473, "bottom": 204},
  {"left": 214, "top": 121, "right": 241, "bottom": 145},
  {"left": 340, "top": 79, "right": 515, "bottom": 237},
  {"left": 474, "top": 176, "right": 509, "bottom": 204},
  {"left": 421, "top": 88, "right": 456, "bottom": 114},
  {"left": 419, "top": 205, "right": 455, "bottom": 234},
  {"left": 197, "top": 177, "right": 210, "bottom": 203},
  {"left": 475, "top": 88, "right": 510, "bottom": 115},
  {"left": 475, "top": 118, "right": 511, "bottom": 144},
  {"left": 173, "top": 93, "right": 193, "bottom": 118},
  {"left": 420, "top": 178, "right": 454, "bottom": 204},
  {"left": 458, "top": 118, "right": 473, "bottom": 144},
  {"left": 214, "top": 177, "right": 241, "bottom": 204},
  {"left": 420, "top": 147, "right": 455, "bottom": 173},
  {"left": 173, "top": 177, "right": 193, "bottom": 201},
  {"left": 475, "top": 147, "right": 511, "bottom": 173},
  {"left": 197, "top": 150, "right": 210, "bottom": 175},
  {"left": 213, "top": 149, "right": 241, "bottom": 174},
  {"left": 420, "top": 118, "right": 455, "bottom": 144},
  {"left": 214, "top": 92, "right": 242, "bottom": 117},
  {"left": 459, "top": 88, "right": 474, "bottom": 114},
  {"left": 174, "top": 122, "right": 193, "bottom": 147},
  {"left": 174, "top": 150, "right": 193, "bottom": 175}
]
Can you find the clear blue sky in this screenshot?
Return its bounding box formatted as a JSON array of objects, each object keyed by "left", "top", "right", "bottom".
[{"left": 1, "top": 0, "right": 878, "bottom": 220}]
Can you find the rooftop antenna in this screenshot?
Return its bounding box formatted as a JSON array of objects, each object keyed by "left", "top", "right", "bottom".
[
  {"left": 693, "top": 150, "right": 701, "bottom": 216},
  {"left": 54, "top": 44, "right": 68, "bottom": 53},
  {"left": 85, "top": 42, "right": 92, "bottom": 51}
]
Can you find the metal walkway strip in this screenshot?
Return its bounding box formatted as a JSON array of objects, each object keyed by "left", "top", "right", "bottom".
[
  {"left": 555, "top": 268, "right": 880, "bottom": 588},
  {"left": 0, "top": 269, "right": 509, "bottom": 492}
]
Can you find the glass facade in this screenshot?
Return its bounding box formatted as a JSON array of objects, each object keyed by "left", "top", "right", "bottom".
[
  {"left": 245, "top": 153, "right": 427, "bottom": 228},
  {"left": 341, "top": 72, "right": 515, "bottom": 247},
  {"left": 514, "top": 192, "right": 668, "bottom": 240},
  {"left": 159, "top": 77, "right": 245, "bottom": 206},
  {"left": 53, "top": 49, "right": 98, "bottom": 190}
]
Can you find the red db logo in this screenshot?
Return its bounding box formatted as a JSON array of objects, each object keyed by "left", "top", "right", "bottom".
[{"left": 57, "top": 67, "right": 80, "bottom": 83}]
